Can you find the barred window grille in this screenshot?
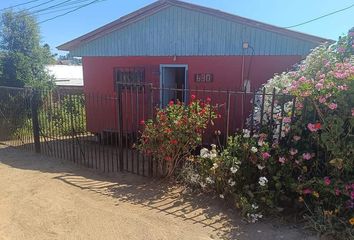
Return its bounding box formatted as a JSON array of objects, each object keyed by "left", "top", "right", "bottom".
[{"left": 115, "top": 67, "right": 145, "bottom": 88}]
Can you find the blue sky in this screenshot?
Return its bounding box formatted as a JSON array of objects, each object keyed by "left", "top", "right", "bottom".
[{"left": 1, "top": 0, "right": 353, "bottom": 55}]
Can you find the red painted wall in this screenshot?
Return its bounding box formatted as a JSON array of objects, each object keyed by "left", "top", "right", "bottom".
[{"left": 82, "top": 56, "right": 302, "bottom": 135}]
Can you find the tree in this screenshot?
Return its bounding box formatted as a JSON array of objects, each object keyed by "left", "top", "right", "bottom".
[{"left": 0, "top": 10, "right": 55, "bottom": 89}]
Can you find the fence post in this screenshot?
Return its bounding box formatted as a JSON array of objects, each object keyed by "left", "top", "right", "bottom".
[
  {"left": 31, "top": 90, "right": 41, "bottom": 153},
  {"left": 225, "top": 90, "right": 231, "bottom": 144},
  {"left": 145, "top": 84, "right": 155, "bottom": 177},
  {"left": 116, "top": 84, "right": 124, "bottom": 171},
  {"left": 69, "top": 94, "right": 76, "bottom": 163}
]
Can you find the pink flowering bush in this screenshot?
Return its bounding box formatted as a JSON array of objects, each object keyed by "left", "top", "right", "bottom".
[
  {"left": 180, "top": 29, "right": 354, "bottom": 238},
  {"left": 138, "top": 96, "right": 217, "bottom": 177},
  {"left": 250, "top": 31, "right": 353, "bottom": 238}
]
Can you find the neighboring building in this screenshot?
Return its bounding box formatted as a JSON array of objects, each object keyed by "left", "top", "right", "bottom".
[
  {"left": 58, "top": 0, "right": 331, "bottom": 135},
  {"left": 46, "top": 65, "right": 83, "bottom": 87}
]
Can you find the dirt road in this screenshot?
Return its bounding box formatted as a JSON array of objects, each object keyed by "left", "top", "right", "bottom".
[{"left": 0, "top": 145, "right": 317, "bottom": 240}]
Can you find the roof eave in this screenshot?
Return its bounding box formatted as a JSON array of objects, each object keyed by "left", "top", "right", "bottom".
[
  {"left": 57, "top": 0, "right": 169, "bottom": 51},
  {"left": 167, "top": 0, "right": 333, "bottom": 44}
]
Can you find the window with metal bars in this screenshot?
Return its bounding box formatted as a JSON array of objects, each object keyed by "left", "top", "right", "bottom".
[{"left": 114, "top": 67, "right": 145, "bottom": 89}]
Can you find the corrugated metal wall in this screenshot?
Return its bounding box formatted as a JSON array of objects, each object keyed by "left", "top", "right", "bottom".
[{"left": 70, "top": 6, "right": 318, "bottom": 57}]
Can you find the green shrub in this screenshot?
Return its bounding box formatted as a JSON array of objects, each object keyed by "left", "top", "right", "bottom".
[
  {"left": 0, "top": 89, "right": 32, "bottom": 140},
  {"left": 138, "top": 96, "right": 217, "bottom": 177},
  {"left": 39, "top": 94, "right": 86, "bottom": 136}
]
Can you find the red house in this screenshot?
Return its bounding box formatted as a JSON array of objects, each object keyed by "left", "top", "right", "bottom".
[{"left": 58, "top": 0, "right": 330, "bottom": 136}]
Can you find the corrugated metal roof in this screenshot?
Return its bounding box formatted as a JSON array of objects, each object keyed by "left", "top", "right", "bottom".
[{"left": 46, "top": 65, "right": 83, "bottom": 86}]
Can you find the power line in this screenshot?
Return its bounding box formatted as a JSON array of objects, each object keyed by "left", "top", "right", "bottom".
[
  {"left": 0, "top": 0, "right": 101, "bottom": 22},
  {"left": 39, "top": 0, "right": 105, "bottom": 23},
  {"left": 35, "top": 0, "right": 104, "bottom": 16},
  {"left": 2, "top": 0, "right": 86, "bottom": 15},
  {"left": 20, "top": 0, "right": 57, "bottom": 12},
  {"left": 0, "top": 0, "right": 41, "bottom": 11},
  {"left": 51, "top": 0, "right": 95, "bottom": 8},
  {"left": 284, "top": 3, "right": 354, "bottom": 28},
  {"left": 35, "top": 5, "right": 80, "bottom": 16},
  {"left": 34, "top": 0, "right": 97, "bottom": 15},
  {"left": 32, "top": 0, "right": 75, "bottom": 14}
]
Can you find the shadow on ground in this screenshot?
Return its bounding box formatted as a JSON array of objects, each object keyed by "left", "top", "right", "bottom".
[{"left": 0, "top": 145, "right": 316, "bottom": 240}]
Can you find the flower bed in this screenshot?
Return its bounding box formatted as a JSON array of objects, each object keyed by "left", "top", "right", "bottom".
[
  {"left": 180, "top": 30, "right": 354, "bottom": 239},
  {"left": 139, "top": 29, "right": 354, "bottom": 239}
]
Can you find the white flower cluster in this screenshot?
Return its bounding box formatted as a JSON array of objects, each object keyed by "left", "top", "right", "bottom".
[
  {"left": 246, "top": 203, "right": 262, "bottom": 223},
  {"left": 190, "top": 173, "right": 200, "bottom": 183},
  {"left": 243, "top": 129, "right": 251, "bottom": 138},
  {"left": 257, "top": 164, "right": 265, "bottom": 170},
  {"left": 251, "top": 147, "right": 258, "bottom": 153},
  {"left": 247, "top": 213, "right": 263, "bottom": 223},
  {"left": 200, "top": 144, "right": 218, "bottom": 160},
  {"left": 246, "top": 71, "right": 296, "bottom": 140},
  {"left": 228, "top": 178, "right": 236, "bottom": 187},
  {"left": 230, "top": 166, "right": 238, "bottom": 174},
  {"left": 210, "top": 163, "right": 218, "bottom": 171},
  {"left": 252, "top": 203, "right": 259, "bottom": 209},
  {"left": 205, "top": 177, "right": 214, "bottom": 184},
  {"left": 258, "top": 176, "right": 268, "bottom": 186}
]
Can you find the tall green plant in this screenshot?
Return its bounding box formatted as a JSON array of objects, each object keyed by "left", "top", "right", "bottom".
[{"left": 40, "top": 94, "right": 86, "bottom": 136}]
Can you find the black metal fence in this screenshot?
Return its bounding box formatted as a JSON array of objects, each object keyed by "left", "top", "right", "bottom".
[
  {"left": 0, "top": 84, "right": 296, "bottom": 177},
  {"left": 0, "top": 87, "right": 35, "bottom": 152}
]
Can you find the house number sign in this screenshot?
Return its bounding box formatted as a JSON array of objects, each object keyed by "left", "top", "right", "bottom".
[{"left": 194, "top": 73, "right": 213, "bottom": 83}]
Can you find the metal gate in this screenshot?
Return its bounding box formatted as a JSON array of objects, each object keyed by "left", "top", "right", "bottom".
[{"left": 0, "top": 86, "right": 153, "bottom": 176}]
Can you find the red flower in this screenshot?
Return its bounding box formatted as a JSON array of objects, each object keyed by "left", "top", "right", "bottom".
[
  {"left": 307, "top": 122, "right": 321, "bottom": 132},
  {"left": 140, "top": 120, "right": 145, "bottom": 125},
  {"left": 164, "top": 156, "right": 172, "bottom": 161},
  {"left": 200, "top": 109, "right": 206, "bottom": 115},
  {"left": 324, "top": 177, "right": 331, "bottom": 186},
  {"left": 169, "top": 100, "right": 174, "bottom": 106},
  {"left": 159, "top": 114, "right": 167, "bottom": 121},
  {"left": 335, "top": 188, "right": 341, "bottom": 196},
  {"left": 262, "top": 152, "right": 271, "bottom": 160},
  {"left": 191, "top": 94, "right": 196, "bottom": 100},
  {"left": 302, "top": 188, "right": 312, "bottom": 195},
  {"left": 170, "top": 139, "right": 178, "bottom": 145},
  {"left": 206, "top": 97, "right": 211, "bottom": 102}
]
